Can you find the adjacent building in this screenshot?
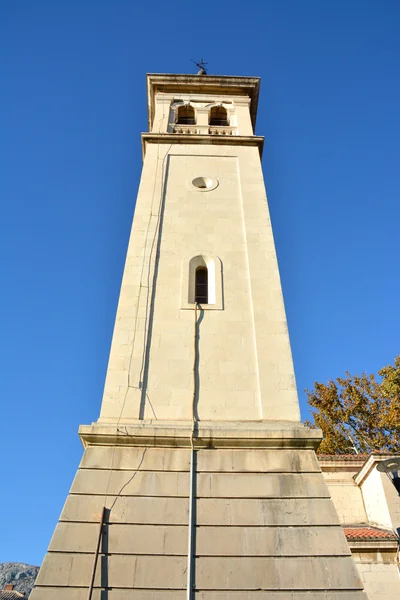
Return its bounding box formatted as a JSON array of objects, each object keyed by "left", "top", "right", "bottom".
[{"left": 321, "top": 453, "right": 400, "bottom": 599}]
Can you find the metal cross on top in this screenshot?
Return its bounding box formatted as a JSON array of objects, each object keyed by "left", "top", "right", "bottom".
[{"left": 191, "top": 58, "right": 208, "bottom": 75}]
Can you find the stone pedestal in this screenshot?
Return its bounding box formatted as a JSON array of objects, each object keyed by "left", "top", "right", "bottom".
[{"left": 31, "top": 422, "right": 367, "bottom": 599}]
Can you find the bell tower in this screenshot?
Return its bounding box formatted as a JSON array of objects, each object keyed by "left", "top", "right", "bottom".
[
  {"left": 32, "top": 74, "right": 367, "bottom": 599},
  {"left": 98, "top": 73, "right": 300, "bottom": 425}
]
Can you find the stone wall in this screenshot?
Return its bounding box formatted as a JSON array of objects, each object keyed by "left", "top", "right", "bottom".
[
  {"left": 321, "top": 457, "right": 400, "bottom": 600},
  {"left": 31, "top": 439, "right": 366, "bottom": 598},
  {"left": 355, "top": 561, "right": 400, "bottom": 600}
]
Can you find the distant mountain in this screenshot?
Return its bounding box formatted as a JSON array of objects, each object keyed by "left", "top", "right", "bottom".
[{"left": 0, "top": 563, "right": 39, "bottom": 597}]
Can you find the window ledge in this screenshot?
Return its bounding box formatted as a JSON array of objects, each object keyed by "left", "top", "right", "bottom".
[{"left": 181, "top": 301, "right": 223, "bottom": 311}]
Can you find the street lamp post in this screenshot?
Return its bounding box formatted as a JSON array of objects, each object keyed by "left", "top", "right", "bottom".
[{"left": 377, "top": 458, "right": 400, "bottom": 495}]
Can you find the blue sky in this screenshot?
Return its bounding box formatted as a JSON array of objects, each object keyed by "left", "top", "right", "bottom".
[{"left": 1, "top": 1, "right": 399, "bottom": 566}]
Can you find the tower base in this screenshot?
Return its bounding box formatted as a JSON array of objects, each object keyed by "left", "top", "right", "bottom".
[{"left": 31, "top": 422, "right": 367, "bottom": 599}]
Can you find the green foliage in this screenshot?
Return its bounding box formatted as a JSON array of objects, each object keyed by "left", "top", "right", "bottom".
[{"left": 305, "top": 356, "right": 400, "bottom": 455}]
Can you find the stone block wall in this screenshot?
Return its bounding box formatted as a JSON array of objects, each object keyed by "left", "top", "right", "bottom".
[
  {"left": 31, "top": 443, "right": 366, "bottom": 598},
  {"left": 355, "top": 562, "right": 400, "bottom": 600},
  {"left": 320, "top": 456, "right": 400, "bottom": 600}
]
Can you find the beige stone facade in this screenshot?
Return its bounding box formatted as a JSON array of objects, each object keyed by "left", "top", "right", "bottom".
[
  {"left": 99, "top": 78, "right": 299, "bottom": 425},
  {"left": 32, "top": 74, "right": 368, "bottom": 598},
  {"left": 33, "top": 431, "right": 367, "bottom": 598}
]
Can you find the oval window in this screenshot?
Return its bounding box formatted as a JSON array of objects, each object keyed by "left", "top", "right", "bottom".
[{"left": 192, "top": 177, "right": 218, "bottom": 191}]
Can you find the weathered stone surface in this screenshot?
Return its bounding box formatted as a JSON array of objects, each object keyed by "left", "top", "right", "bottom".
[
  {"left": 197, "top": 472, "right": 330, "bottom": 498},
  {"left": 195, "top": 593, "right": 367, "bottom": 599},
  {"left": 70, "top": 468, "right": 329, "bottom": 499},
  {"left": 37, "top": 450, "right": 365, "bottom": 598},
  {"left": 70, "top": 468, "right": 189, "bottom": 496},
  {"left": 50, "top": 521, "right": 348, "bottom": 557},
  {"left": 79, "top": 421, "right": 322, "bottom": 449},
  {"left": 30, "top": 589, "right": 368, "bottom": 600},
  {"left": 80, "top": 446, "right": 320, "bottom": 473},
  {"left": 195, "top": 556, "right": 363, "bottom": 590},
  {"left": 196, "top": 497, "right": 340, "bottom": 525},
  {"left": 36, "top": 553, "right": 187, "bottom": 588},
  {"left": 50, "top": 522, "right": 187, "bottom": 554},
  {"left": 60, "top": 494, "right": 340, "bottom": 526},
  {"left": 196, "top": 526, "right": 350, "bottom": 556},
  {"left": 41, "top": 449, "right": 364, "bottom": 598},
  {"left": 355, "top": 561, "right": 400, "bottom": 600},
  {"left": 61, "top": 494, "right": 189, "bottom": 524},
  {"left": 196, "top": 448, "right": 320, "bottom": 473},
  {"left": 31, "top": 591, "right": 185, "bottom": 600},
  {"left": 80, "top": 445, "right": 191, "bottom": 471}
]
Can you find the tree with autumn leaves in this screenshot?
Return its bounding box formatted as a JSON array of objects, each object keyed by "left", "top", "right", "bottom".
[{"left": 305, "top": 355, "right": 400, "bottom": 455}]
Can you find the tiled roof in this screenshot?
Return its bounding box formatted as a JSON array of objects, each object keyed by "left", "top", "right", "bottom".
[
  {"left": 318, "top": 452, "right": 391, "bottom": 459},
  {"left": 344, "top": 526, "right": 398, "bottom": 541},
  {"left": 0, "top": 592, "right": 25, "bottom": 599},
  {"left": 318, "top": 454, "right": 370, "bottom": 459}
]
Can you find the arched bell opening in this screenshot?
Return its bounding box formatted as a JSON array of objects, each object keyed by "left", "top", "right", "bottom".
[
  {"left": 176, "top": 104, "right": 196, "bottom": 125},
  {"left": 209, "top": 105, "right": 229, "bottom": 126}
]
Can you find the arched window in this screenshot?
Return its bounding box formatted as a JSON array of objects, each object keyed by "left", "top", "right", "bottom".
[
  {"left": 195, "top": 267, "right": 208, "bottom": 304},
  {"left": 182, "top": 255, "right": 223, "bottom": 310},
  {"left": 176, "top": 105, "right": 196, "bottom": 125},
  {"left": 209, "top": 106, "right": 229, "bottom": 126}
]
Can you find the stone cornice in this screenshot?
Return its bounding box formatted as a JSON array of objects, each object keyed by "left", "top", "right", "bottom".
[
  {"left": 346, "top": 539, "right": 398, "bottom": 551},
  {"left": 319, "top": 454, "right": 400, "bottom": 479},
  {"left": 141, "top": 133, "right": 264, "bottom": 159},
  {"left": 146, "top": 73, "right": 261, "bottom": 130},
  {"left": 79, "top": 421, "right": 322, "bottom": 450},
  {"left": 319, "top": 457, "right": 367, "bottom": 472},
  {"left": 354, "top": 454, "right": 400, "bottom": 486}
]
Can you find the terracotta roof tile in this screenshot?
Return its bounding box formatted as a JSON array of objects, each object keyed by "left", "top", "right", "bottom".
[
  {"left": 318, "top": 454, "right": 370, "bottom": 459},
  {"left": 318, "top": 452, "right": 391, "bottom": 459},
  {"left": 344, "top": 526, "right": 398, "bottom": 541}
]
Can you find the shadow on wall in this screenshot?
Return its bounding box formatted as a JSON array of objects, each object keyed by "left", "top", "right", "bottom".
[
  {"left": 139, "top": 153, "right": 171, "bottom": 420},
  {"left": 100, "top": 508, "right": 111, "bottom": 600}
]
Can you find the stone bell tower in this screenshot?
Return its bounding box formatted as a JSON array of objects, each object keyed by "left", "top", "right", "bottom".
[{"left": 32, "top": 74, "right": 366, "bottom": 599}]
